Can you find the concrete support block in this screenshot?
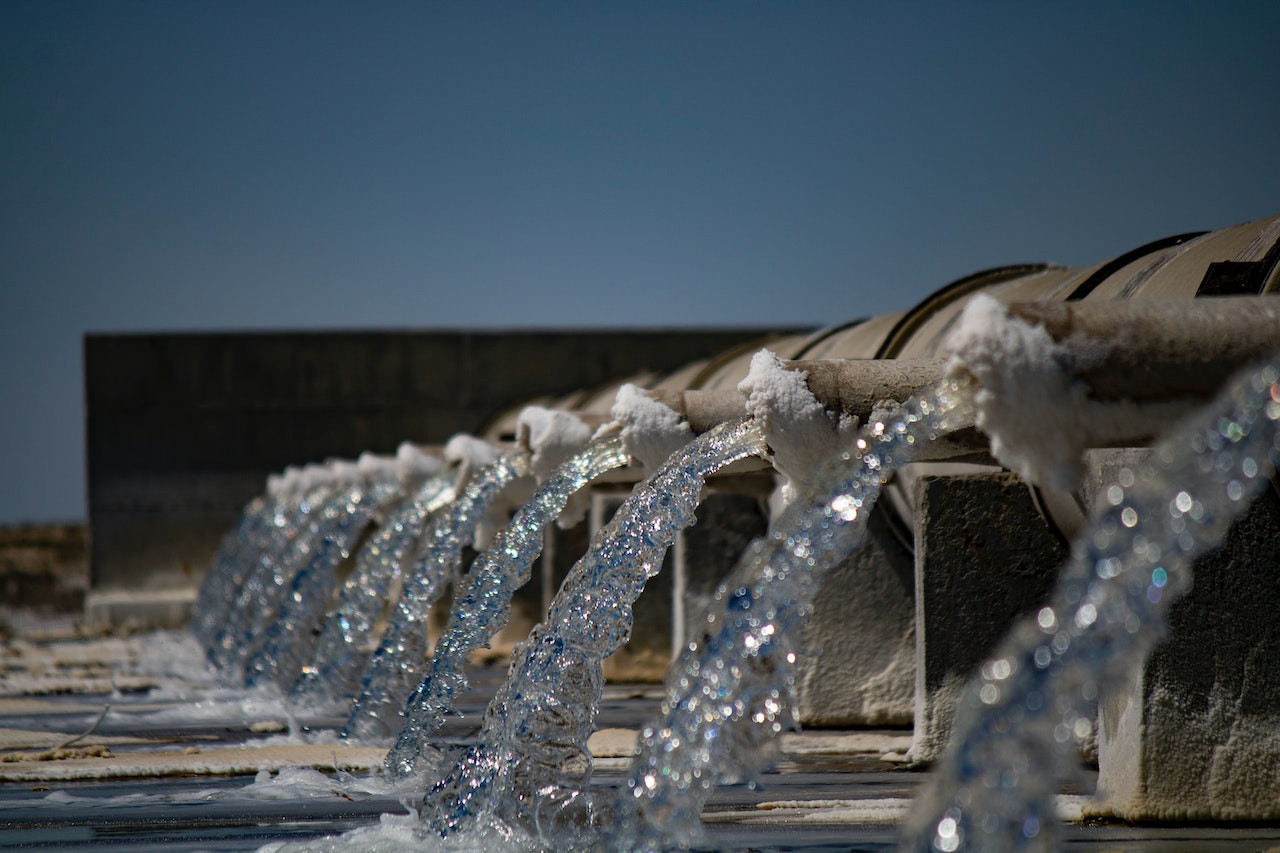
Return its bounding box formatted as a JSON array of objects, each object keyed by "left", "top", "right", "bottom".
[
  {"left": 1090, "top": 449, "right": 1280, "bottom": 820},
  {"left": 593, "top": 490, "right": 674, "bottom": 682},
  {"left": 910, "top": 471, "right": 1067, "bottom": 762},
  {"left": 673, "top": 491, "right": 769, "bottom": 657},
  {"left": 795, "top": 505, "right": 917, "bottom": 727}
]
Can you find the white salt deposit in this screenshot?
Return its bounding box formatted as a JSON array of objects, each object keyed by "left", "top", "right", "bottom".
[
  {"left": 329, "top": 459, "right": 363, "bottom": 486},
  {"left": 441, "top": 434, "right": 534, "bottom": 550},
  {"left": 396, "top": 441, "right": 442, "bottom": 485},
  {"left": 357, "top": 451, "right": 402, "bottom": 485},
  {"left": 443, "top": 434, "right": 500, "bottom": 480},
  {"left": 515, "top": 405, "right": 599, "bottom": 528},
  {"left": 611, "top": 383, "right": 695, "bottom": 472},
  {"left": 703, "top": 797, "right": 914, "bottom": 826},
  {"left": 944, "top": 294, "right": 1177, "bottom": 491},
  {"left": 258, "top": 811, "right": 534, "bottom": 852},
  {"left": 704, "top": 794, "right": 1088, "bottom": 826},
  {"left": 515, "top": 406, "right": 593, "bottom": 481},
  {"left": 738, "top": 349, "right": 858, "bottom": 510},
  {"left": 298, "top": 462, "right": 334, "bottom": 493}
]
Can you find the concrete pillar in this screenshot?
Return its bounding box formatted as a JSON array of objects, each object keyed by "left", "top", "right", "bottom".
[
  {"left": 910, "top": 470, "right": 1067, "bottom": 762},
  {"left": 672, "top": 490, "right": 769, "bottom": 655},
  {"left": 795, "top": 503, "right": 917, "bottom": 727},
  {"left": 1090, "top": 449, "right": 1280, "bottom": 820},
  {"left": 594, "top": 489, "right": 675, "bottom": 682}
]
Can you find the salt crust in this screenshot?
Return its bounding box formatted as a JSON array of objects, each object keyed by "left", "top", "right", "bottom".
[
  {"left": 442, "top": 434, "right": 534, "bottom": 550},
  {"left": 515, "top": 406, "right": 593, "bottom": 481},
  {"left": 395, "top": 441, "right": 442, "bottom": 484},
  {"left": 944, "top": 294, "right": 1172, "bottom": 491},
  {"left": 442, "top": 433, "right": 500, "bottom": 477},
  {"left": 550, "top": 727, "right": 915, "bottom": 760},
  {"left": 328, "top": 459, "right": 362, "bottom": 487},
  {"left": 738, "top": 349, "right": 858, "bottom": 511},
  {"left": 704, "top": 794, "right": 1087, "bottom": 826},
  {"left": 356, "top": 452, "right": 400, "bottom": 485},
  {"left": 611, "top": 383, "right": 695, "bottom": 473},
  {"left": 288, "top": 463, "right": 332, "bottom": 496},
  {"left": 515, "top": 405, "right": 597, "bottom": 528},
  {"left": 0, "top": 743, "right": 387, "bottom": 782}
]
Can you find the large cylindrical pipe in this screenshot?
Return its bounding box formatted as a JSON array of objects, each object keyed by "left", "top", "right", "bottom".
[{"left": 1001, "top": 297, "right": 1280, "bottom": 404}]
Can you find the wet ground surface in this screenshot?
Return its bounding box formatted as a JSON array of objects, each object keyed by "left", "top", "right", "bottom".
[{"left": 3, "top": 633, "right": 1280, "bottom": 851}]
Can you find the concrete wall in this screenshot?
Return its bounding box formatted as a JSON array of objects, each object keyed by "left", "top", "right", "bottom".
[{"left": 84, "top": 329, "right": 795, "bottom": 593}]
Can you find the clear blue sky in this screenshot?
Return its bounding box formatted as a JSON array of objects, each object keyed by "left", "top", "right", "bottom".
[{"left": 2, "top": 0, "right": 1278, "bottom": 524}]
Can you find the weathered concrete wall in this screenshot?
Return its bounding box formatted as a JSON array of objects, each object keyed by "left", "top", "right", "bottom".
[
  {"left": 1090, "top": 448, "right": 1280, "bottom": 821},
  {"left": 910, "top": 471, "right": 1068, "bottom": 762},
  {"left": 84, "top": 329, "right": 791, "bottom": 593}
]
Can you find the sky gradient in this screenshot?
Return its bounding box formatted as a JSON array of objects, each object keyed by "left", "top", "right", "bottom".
[{"left": 2, "top": 1, "right": 1278, "bottom": 524}]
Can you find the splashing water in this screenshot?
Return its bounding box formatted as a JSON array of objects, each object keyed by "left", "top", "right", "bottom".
[
  {"left": 901, "top": 357, "right": 1280, "bottom": 853},
  {"left": 613, "top": 379, "right": 976, "bottom": 850},
  {"left": 207, "top": 481, "right": 341, "bottom": 672},
  {"left": 245, "top": 479, "right": 404, "bottom": 691},
  {"left": 385, "top": 432, "right": 631, "bottom": 779},
  {"left": 344, "top": 451, "right": 531, "bottom": 742},
  {"left": 292, "top": 474, "right": 457, "bottom": 708},
  {"left": 419, "top": 416, "right": 768, "bottom": 843},
  {"left": 189, "top": 492, "right": 269, "bottom": 648}
]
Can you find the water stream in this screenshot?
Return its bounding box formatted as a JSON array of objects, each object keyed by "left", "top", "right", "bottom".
[
  {"left": 386, "top": 432, "right": 631, "bottom": 778},
  {"left": 291, "top": 473, "right": 456, "bottom": 708},
  {"left": 245, "top": 479, "right": 404, "bottom": 691},
  {"left": 418, "top": 416, "right": 768, "bottom": 843},
  {"left": 207, "top": 480, "right": 341, "bottom": 673},
  {"left": 613, "top": 378, "right": 976, "bottom": 850},
  {"left": 343, "top": 451, "right": 531, "bottom": 742},
  {"left": 900, "top": 358, "right": 1280, "bottom": 852},
  {"left": 189, "top": 492, "right": 269, "bottom": 649}
]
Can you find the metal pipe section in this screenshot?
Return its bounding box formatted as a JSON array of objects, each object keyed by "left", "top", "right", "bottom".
[
  {"left": 1003, "top": 297, "right": 1280, "bottom": 404},
  {"left": 643, "top": 359, "right": 990, "bottom": 462}
]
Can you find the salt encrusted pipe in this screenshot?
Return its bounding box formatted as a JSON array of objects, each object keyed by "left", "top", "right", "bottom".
[
  {"left": 785, "top": 357, "right": 948, "bottom": 422},
  {"left": 945, "top": 295, "right": 1280, "bottom": 489},
  {"left": 636, "top": 357, "right": 981, "bottom": 464},
  {"left": 612, "top": 383, "right": 698, "bottom": 472},
  {"left": 439, "top": 434, "right": 533, "bottom": 551},
  {"left": 442, "top": 433, "right": 501, "bottom": 485},
  {"left": 1003, "top": 297, "right": 1280, "bottom": 403},
  {"left": 515, "top": 405, "right": 618, "bottom": 530},
  {"left": 396, "top": 441, "right": 444, "bottom": 487},
  {"left": 356, "top": 451, "right": 400, "bottom": 485},
  {"left": 642, "top": 388, "right": 750, "bottom": 436},
  {"left": 739, "top": 349, "right": 860, "bottom": 509},
  {"left": 514, "top": 406, "right": 594, "bottom": 481}
]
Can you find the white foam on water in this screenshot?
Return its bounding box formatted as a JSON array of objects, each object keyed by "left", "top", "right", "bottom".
[
  {"left": 128, "top": 683, "right": 291, "bottom": 726},
  {"left": 258, "top": 809, "right": 535, "bottom": 852}
]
